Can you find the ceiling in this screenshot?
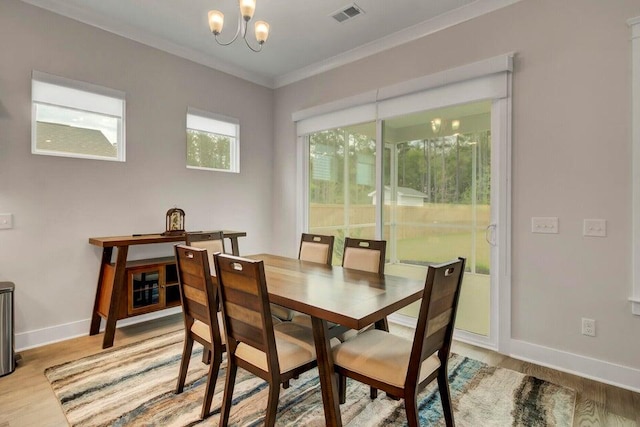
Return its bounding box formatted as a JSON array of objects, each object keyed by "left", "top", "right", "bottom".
[{"left": 21, "top": 0, "right": 518, "bottom": 88}]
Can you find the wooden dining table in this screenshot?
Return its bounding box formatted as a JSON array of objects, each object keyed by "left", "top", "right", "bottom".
[{"left": 247, "top": 254, "right": 426, "bottom": 427}]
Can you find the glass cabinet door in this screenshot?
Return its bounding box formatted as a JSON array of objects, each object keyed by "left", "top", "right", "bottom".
[{"left": 128, "top": 267, "right": 165, "bottom": 315}]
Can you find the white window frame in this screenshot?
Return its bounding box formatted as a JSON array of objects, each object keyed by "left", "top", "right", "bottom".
[
  {"left": 186, "top": 107, "right": 240, "bottom": 173},
  {"left": 629, "top": 16, "right": 640, "bottom": 315},
  {"left": 31, "top": 71, "right": 126, "bottom": 162}
]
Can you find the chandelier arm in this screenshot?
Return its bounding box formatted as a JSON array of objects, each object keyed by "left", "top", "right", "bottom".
[
  {"left": 242, "top": 30, "right": 263, "bottom": 52},
  {"left": 214, "top": 14, "right": 244, "bottom": 46}
]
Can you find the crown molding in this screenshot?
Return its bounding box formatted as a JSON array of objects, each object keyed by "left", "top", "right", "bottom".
[
  {"left": 273, "top": 0, "right": 523, "bottom": 88},
  {"left": 20, "top": 0, "right": 275, "bottom": 88},
  {"left": 20, "top": 0, "right": 522, "bottom": 89}
]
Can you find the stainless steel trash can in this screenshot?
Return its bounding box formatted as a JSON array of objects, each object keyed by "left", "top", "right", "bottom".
[{"left": 0, "top": 282, "right": 15, "bottom": 377}]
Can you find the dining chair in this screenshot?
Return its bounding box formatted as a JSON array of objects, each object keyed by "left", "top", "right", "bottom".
[
  {"left": 299, "top": 232, "right": 335, "bottom": 265},
  {"left": 185, "top": 231, "right": 226, "bottom": 276},
  {"left": 343, "top": 238, "right": 388, "bottom": 324},
  {"left": 340, "top": 237, "right": 389, "bottom": 398},
  {"left": 185, "top": 231, "right": 226, "bottom": 364},
  {"left": 271, "top": 233, "right": 335, "bottom": 322},
  {"left": 213, "top": 253, "right": 320, "bottom": 427},
  {"left": 341, "top": 238, "right": 388, "bottom": 327},
  {"left": 332, "top": 257, "right": 466, "bottom": 427},
  {"left": 174, "top": 244, "right": 226, "bottom": 419},
  {"left": 342, "top": 237, "right": 386, "bottom": 275}
]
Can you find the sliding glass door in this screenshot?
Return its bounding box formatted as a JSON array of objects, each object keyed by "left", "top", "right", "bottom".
[
  {"left": 382, "top": 101, "right": 492, "bottom": 337},
  {"left": 299, "top": 64, "right": 511, "bottom": 350}
]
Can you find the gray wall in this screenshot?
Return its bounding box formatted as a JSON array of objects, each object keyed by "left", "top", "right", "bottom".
[
  {"left": 2, "top": 0, "right": 639, "bottom": 385},
  {"left": 273, "top": 0, "right": 640, "bottom": 371},
  {"left": 0, "top": 0, "right": 273, "bottom": 343}
]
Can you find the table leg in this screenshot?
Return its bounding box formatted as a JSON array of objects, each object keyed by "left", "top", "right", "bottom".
[
  {"left": 227, "top": 236, "right": 240, "bottom": 256},
  {"left": 374, "top": 317, "right": 389, "bottom": 332},
  {"left": 89, "top": 247, "right": 113, "bottom": 335},
  {"left": 102, "top": 245, "right": 128, "bottom": 349},
  {"left": 311, "top": 316, "right": 342, "bottom": 427}
]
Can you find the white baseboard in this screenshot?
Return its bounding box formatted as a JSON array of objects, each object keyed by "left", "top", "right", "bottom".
[
  {"left": 389, "top": 313, "right": 497, "bottom": 351},
  {"left": 509, "top": 339, "right": 640, "bottom": 394},
  {"left": 388, "top": 312, "right": 417, "bottom": 329},
  {"left": 389, "top": 314, "right": 640, "bottom": 393},
  {"left": 15, "top": 307, "right": 182, "bottom": 351}
]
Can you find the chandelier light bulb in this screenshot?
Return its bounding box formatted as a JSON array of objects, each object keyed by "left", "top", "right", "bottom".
[
  {"left": 255, "top": 21, "right": 270, "bottom": 44},
  {"left": 451, "top": 120, "right": 460, "bottom": 131},
  {"left": 208, "top": 10, "right": 224, "bottom": 34},
  {"left": 239, "top": 0, "right": 256, "bottom": 21}
]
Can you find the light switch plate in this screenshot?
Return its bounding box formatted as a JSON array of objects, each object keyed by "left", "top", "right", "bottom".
[
  {"left": 531, "top": 217, "right": 558, "bottom": 234},
  {"left": 0, "top": 213, "right": 13, "bottom": 230},
  {"left": 584, "top": 219, "right": 606, "bottom": 237}
]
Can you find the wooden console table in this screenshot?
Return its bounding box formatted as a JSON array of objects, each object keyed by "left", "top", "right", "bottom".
[{"left": 88, "top": 231, "right": 246, "bottom": 348}]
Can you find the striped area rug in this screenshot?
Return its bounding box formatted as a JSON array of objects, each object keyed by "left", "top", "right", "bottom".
[{"left": 45, "top": 329, "right": 575, "bottom": 426}]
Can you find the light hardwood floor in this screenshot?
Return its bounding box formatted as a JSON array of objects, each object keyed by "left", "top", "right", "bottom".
[{"left": 0, "top": 315, "right": 637, "bottom": 427}]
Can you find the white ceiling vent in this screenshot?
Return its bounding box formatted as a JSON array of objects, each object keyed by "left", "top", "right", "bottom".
[{"left": 331, "top": 3, "right": 365, "bottom": 23}]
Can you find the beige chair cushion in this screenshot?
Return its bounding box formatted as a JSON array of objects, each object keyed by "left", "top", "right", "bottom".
[
  {"left": 332, "top": 329, "right": 440, "bottom": 388},
  {"left": 299, "top": 242, "right": 330, "bottom": 264},
  {"left": 235, "top": 322, "right": 316, "bottom": 373},
  {"left": 343, "top": 247, "right": 380, "bottom": 274},
  {"left": 270, "top": 303, "right": 296, "bottom": 321},
  {"left": 191, "top": 313, "right": 226, "bottom": 344},
  {"left": 191, "top": 240, "right": 225, "bottom": 276}
]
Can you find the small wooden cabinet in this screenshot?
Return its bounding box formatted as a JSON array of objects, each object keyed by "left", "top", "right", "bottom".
[
  {"left": 96, "top": 257, "right": 181, "bottom": 320},
  {"left": 89, "top": 231, "right": 246, "bottom": 348}
]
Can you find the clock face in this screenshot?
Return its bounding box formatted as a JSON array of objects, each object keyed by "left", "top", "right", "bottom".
[
  {"left": 166, "top": 208, "right": 185, "bottom": 234},
  {"left": 170, "top": 212, "right": 181, "bottom": 230}
]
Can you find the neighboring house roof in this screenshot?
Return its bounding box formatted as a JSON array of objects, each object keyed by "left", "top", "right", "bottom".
[
  {"left": 36, "top": 122, "right": 117, "bottom": 157},
  {"left": 368, "top": 186, "right": 428, "bottom": 198}
]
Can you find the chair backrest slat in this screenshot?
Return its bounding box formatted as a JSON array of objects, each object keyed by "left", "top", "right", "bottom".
[
  {"left": 215, "top": 254, "right": 276, "bottom": 357},
  {"left": 183, "top": 285, "right": 208, "bottom": 308},
  {"left": 175, "top": 245, "right": 220, "bottom": 340},
  {"left": 411, "top": 258, "right": 465, "bottom": 370},
  {"left": 342, "top": 237, "right": 386, "bottom": 275},
  {"left": 299, "top": 233, "right": 335, "bottom": 265}
]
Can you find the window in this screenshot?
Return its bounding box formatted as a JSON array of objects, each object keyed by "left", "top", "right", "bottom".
[
  {"left": 186, "top": 108, "right": 239, "bottom": 173},
  {"left": 31, "top": 71, "right": 125, "bottom": 161},
  {"left": 307, "top": 123, "right": 377, "bottom": 263}
]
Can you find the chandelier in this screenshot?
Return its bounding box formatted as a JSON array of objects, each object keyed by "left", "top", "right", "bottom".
[
  {"left": 208, "top": 0, "right": 270, "bottom": 52},
  {"left": 431, "top": 118, "right": 460, "bottom": 134}
]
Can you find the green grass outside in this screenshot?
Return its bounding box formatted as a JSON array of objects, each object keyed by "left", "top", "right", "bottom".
[{"left": 394, "top": 230, "right": 491, "bottom": 274}]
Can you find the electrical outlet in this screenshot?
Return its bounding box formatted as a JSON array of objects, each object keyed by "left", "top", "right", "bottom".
[{"left": 581, "top": 318, "right": 596, "bottom": 337}]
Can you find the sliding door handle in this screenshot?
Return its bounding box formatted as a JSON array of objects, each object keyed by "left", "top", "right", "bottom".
[{"left": 485, "top": 224, "right": 497, "bottom": 246}]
